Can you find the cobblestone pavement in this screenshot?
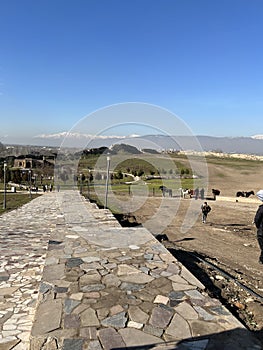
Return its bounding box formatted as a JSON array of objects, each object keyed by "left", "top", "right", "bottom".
[
  {"left": 1, "top": 191, "right": 262, "bottom": 350},
  {"left": 0, "top": 194, "right": 58, "bottom": 350}
]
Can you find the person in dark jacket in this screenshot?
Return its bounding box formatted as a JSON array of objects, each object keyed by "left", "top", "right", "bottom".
[
  {"left": 201, "top": 202, "right": 211, "bottom": 223},
  {"left": 254, "top": 190, "right": 263, "bottom": 264}
]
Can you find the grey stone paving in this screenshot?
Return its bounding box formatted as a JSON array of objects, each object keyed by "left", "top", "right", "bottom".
[{"left": 0, "top": 191, "right": 262, "bottom": 350}]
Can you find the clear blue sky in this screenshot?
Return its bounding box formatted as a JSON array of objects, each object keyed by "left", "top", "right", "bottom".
[{"left": 1, "top": 0, "right": 263, "bottom": 144}]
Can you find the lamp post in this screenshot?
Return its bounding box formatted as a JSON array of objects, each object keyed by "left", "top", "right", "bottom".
[
  {"left": 3, "top": 161, "right": 7, "bottom": 209},
  {"left": 28, "top": 170, "right": 32, "bottom": 198},
  {"left": 34, "top": 173, "right": 37, "bottom": 187},
  {"left": 105, "top": 156, "right": 111, "bottom": 209},
  {"left": 87, "top": 169, "right": 90, "bottom": 199},
  {"left": 79, "top": 173, "right": 83, "bottom": 195}
]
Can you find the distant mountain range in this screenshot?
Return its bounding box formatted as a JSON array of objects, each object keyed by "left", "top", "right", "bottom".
[{"left": 2, "top": 134, "right": 263, "bottom": 156}]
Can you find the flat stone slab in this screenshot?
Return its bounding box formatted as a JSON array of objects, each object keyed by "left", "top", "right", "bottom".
[
  {"left": 119, "top": 273, "right": 154, "bottom": 284},
  {"left": 119, "top": 328, "right": 164, "bottom": 347},
  {"left": 0, "top": 287, "right": 19, "bottom": 296},
  {"left": 165, "top": 313, "right": 192, "bottom": 339},
  {"left": 98, "top": 328, "right": 126, "bottom": 350},
  {"left": 63, "top": 339, "right": 84, "bottom": 350},
  {"left": 42, "top": 263, "right": 65, "bottom": 282},
  {"left": 31, "top": 299, "right": 62, "bottom": 335},
  {"left": 101, "top": 312, "right": 127, "bottom": 329},
  {"left": 79, "top": 227, "right": 154, "bottom": 248},
  {"left": 128, "top": 306, "right": 149, "bottom": 324},
  {"left": 149, "top": 306, "right": 174, "bottom": 329},
  {"left": 80, "top": 308, "right": 100, "bottom": 327}
]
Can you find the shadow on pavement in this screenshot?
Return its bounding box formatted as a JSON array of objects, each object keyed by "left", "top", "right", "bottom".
[
  {"left": 168, "top": 247, "right": 222, "bottom": 300},
  {"left": 112, "top": 328, "right": 263, "bottom": 349},
  {"left": 174, "top": 238, "right": 195, "bottom": 242},
  {"left": 163, "top": 247, "right": 263, "bottom": 349}
]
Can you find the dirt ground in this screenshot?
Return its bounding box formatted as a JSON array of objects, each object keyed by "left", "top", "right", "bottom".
[{"left": 124, "top": 194, "right": 263, "bottom": 334}]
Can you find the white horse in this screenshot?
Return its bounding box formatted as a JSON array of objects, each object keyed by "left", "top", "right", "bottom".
[{"left": 179, "top": 188, "right": 191, "bottom": 199}]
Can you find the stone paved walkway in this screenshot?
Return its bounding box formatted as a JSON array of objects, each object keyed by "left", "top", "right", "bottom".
[
  {"left": 0, "top": 194, "right": 58, "bottom": 349},
  {"left": 0, "top": 191, "right": 262, "bottom": 350}
]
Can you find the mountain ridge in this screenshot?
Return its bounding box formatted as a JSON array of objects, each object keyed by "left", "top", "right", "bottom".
[{"left": 2, "top": 135, "right": 263, "bottom": 156}]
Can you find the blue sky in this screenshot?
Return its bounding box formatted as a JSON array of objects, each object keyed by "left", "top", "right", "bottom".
[{"left": 1, "top": 0, "right": 263, "bottom": 144}]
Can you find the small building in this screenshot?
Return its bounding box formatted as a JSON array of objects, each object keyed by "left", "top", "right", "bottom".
[{"left": 14, "top": 158, "right": 34, "bottom": 168}]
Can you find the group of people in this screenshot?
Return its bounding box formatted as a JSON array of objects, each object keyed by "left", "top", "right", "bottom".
[
  {"left": 42, "top": 184, "right": 53, "bottom": 192},
  {"left": 200, "top": 189, "right": 263, "bottom": 265},
  {"left": 194, "top": 187, "right": 205, "bottom": 200},
  {"left": 42, "top": 183, "right": 60, "bottom": 192}
]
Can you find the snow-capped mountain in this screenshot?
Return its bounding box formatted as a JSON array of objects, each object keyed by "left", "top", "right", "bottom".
[{"left": 2, "top": 133, "right": 263, "bottom": 155}]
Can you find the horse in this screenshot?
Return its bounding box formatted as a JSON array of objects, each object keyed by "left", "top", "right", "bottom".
[
  {"left": 212, "top": 189, "right": 220, "bottom": 196},
  {"left": 189, "top": 189, "right": 195, "bottom": 197},
  {"left": 236, "top": 191, "right": 245, "bottom": 197},
  {"left": 245, "top": 190, "right": 254, "bottom": 198},
  {"left": 211, "top": 189, "right": 220, "bottom": 200},
  {"left": 180, "top": 188, "right": 191, "bottom": 199},
  {"left": 159, "top": 185, "right": 172, "bottom": 197},
  {"left": 236, "top": 190, "right": 254, "bottom": 198}
]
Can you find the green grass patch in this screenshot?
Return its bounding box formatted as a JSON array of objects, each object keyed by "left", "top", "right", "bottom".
[
  {"left": 78, "top": 153, "right": 191, "bottom": 177},
  {"left": 0, "top": 193, "right": 40, "bottom": 215}
]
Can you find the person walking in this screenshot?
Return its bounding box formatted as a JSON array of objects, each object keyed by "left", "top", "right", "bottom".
[
  {"left": 254, "top": 190, "right": 263, "bottom": 264},
  {"left": 195, "top": 187, "right": 199, "bottom": 200},
  {"left": 201, "top": 201, "right": 211, "bottom": 223}
]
